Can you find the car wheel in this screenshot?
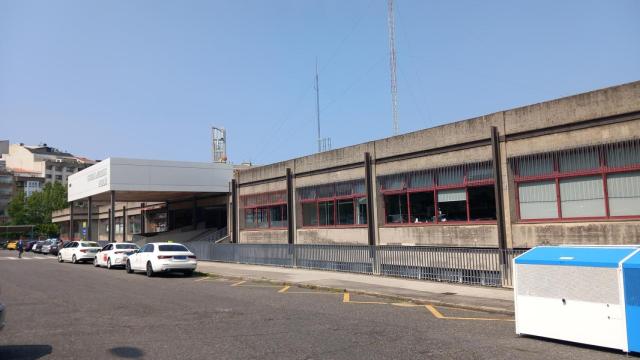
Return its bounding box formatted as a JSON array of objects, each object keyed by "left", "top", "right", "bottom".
[
  {"left": 146, "top": 262, "right": 154, "bottom": 277},
  {"left": 58, "top": 254, "right": 63, "bottom": 263},
  {"left": 94, "top": 257, "right": 100, "bottom": 267},
  {"left": 126, "top": 260, "right": 133, "bottom": 274},
  {"left": 184, "top": 270, "right": 194, "bottom": 277},
  {"left": 107, "top": 258, "right": 112, "bottom": 270},
  {"left": 72, "top": 255, "right": 77, "bottom": 264}
]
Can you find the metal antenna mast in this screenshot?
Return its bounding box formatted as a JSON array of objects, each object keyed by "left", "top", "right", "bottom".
[
  {"left": 387, "top": 0, "right": 399, "bottom": 135},
  {"left": 315, "top": 58, "right": 321, "bottom": 152},
  {"left": 315, "top": 59, "right": 332, "bottom": 153}
]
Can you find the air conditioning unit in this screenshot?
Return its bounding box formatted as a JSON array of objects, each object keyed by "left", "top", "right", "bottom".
[{"left": 514, "top": 246, "right": 640, "bottom": 353}]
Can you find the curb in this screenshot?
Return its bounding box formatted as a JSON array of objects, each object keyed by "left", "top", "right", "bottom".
[{"left": 198, "top": 271, "right": 515, "bottom": 316}]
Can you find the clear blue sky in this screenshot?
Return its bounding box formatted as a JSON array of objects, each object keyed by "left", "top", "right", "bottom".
[{"left": 1, "top": 0, "right": 639, "bottom": 165}]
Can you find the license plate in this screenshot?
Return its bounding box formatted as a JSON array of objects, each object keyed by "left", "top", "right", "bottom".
[
  {"left": 89, "top": 249, "right": 98, "bottom": 253},
  {"left": 173, "top": 256, "right": 187, "bottom": 260}
]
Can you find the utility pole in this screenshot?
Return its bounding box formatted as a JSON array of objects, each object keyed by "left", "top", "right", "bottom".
[{"left": 387, "top": 0, "right": 399, "bottom": 135}]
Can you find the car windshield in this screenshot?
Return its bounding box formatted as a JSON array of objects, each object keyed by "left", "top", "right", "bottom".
[
  {"left": 158, "top": 245, "right": 189, "bottom": 252},
  {"left": 116, "top": 244, "right": 138, "bottom": 250},
  {"left": 81, "top": 242, "right": 99, "bottom": 247}
]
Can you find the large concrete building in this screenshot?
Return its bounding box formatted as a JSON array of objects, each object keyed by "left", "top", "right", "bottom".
[
  {"left": 52, "top": 81, "right": 640, "bottom": 249},
  {"left": 233, "top": 81, "right": 640, "bottom": 249},
  {"left": 1, "top": 143, "right": 96, "bottom": 186}
]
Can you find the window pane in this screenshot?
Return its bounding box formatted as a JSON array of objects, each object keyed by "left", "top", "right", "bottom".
[
  {"left": 385, "top": 194, "right": 407, "bottom": 223},
  {"left": 337, "top": 199, "right": 355, "bottom": 225},
  {"left": 437, "top": 189, "right": 467, "bottom": 221},
  {"left": 409, "top": 171, "right": 434, "bottom": 189},
  {"left": 607, "top": 171, "right": 640, "bottom": 216},
  {"left": 255, "top": 208, "right": 269, "bottom": 228},
  {"left": 302, "top": 203, "right": 318, "bottom": 226},
  {"left": 607, "top": 144, "right": 640, "bottom": 168},
  {"left": 559, "top": 149, "right": 599, "bottom": 173},
  {"left": 355, "top": 197, "right": 368, "bottom": 225},
  {"left": 467, "top": 163, "right": 493, "bottom": 181},
  {"left": 437, "top": 167, "right": 464, "bottom": 186},
  {"left": 560, "top": 176, "right": 605, "bottom": 217},
  {"left": 519, "top": 181, "right": 558, "bottom": 219},
  {"left": 318, "top": 201, "right": 335, "bottom": 226},
  {"left": 379, "top": 174, "right": 405, "bottom": 190},
  {"left": 244, "top": 209, "right": 255, "bottom": 228},
  {"left": 409, "top": 192, "right": 435, "bottom": 223},
  {"left": 518, "top": 155, "right": 554, "bottom": 177},
  {"left": 269, "top": 205, "right": 287, "bottom": 228},
  {"left": 468, "top": 186, "right": 496, "bottom": 220}
]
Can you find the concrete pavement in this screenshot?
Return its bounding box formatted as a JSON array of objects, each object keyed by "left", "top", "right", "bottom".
[
  {"left": 197, "top": 261, "right": 515, "bottom": 314},
  {"left": 0, "top": 249, "right": 631, "bottom": 360}
]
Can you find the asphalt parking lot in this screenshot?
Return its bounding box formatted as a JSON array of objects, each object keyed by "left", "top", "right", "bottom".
[{"left": 0, "top": 249, "right": 635, "bottom": 360}]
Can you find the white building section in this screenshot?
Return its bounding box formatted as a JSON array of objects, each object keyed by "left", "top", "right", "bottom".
[{"left": 67, "top": 158, "right": 233, "bottom": 202}]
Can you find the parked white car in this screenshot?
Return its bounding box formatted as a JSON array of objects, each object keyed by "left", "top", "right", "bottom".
[
  {"left": 126, "top": 242, "right": 197, "bottom": 277},
  {"left": 94, "top": 243, "right": 139, "bottom": 269},
  {"left": 58, "top": 241, "right": 101, "bottom": 264}
]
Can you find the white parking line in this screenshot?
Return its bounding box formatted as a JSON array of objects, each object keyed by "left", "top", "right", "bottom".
[{"left": 0, "top": 256, "right": 55, "bottom": 261}]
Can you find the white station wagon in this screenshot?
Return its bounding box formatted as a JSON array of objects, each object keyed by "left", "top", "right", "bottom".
[
  {"left": 58, "top": 241, "right": 101, "bottom": 264},
  {"left": 126, "top": 242, "right": 197, "bottom": 277},
  {"left": 94, "top": 242, "right": 140, "bottom": 269}
]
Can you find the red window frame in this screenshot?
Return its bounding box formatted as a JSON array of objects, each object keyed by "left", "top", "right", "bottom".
[
  {"left": 513, "top": 145, "right": 640, "bottom": 223},
  {"left": 381, "top": 167, "right": 496, "bottom": 227},
  {"left": 300, "top": 194, "right": 368, "bottom": 229},
  {"left": 241, "top": 191, "right": 288, "bottom": 230}
]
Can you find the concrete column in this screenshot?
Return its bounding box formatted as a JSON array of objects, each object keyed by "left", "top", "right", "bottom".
[
  {"left": 192, "top": 197, "right": 198, "bottom": 230},
  {"left": 140, "top": 203, "right": 146, "bottom": 234},
  {"left": 68, "top": 201, "right": 74, "bottom": 241},
  {"left": 286, "top": 168, "right": 294, "bottom": 245},
  {"left": 364, "top": 153, "right": 376, "bottom": 246},
  {"left": 491, "top": 127, "right": 507, "bottom": 263},
  {"left": 109, "top": 191, "right": 115, "bottom": 243},
  {"left": 122, "top": 205, "right": 127, "bottom": 242},
  {"left": 87, "top": 197, "right": 92, "bottom": 242},
  {"left": 231, "top": 179, "right": 238, "bottom": 243}
]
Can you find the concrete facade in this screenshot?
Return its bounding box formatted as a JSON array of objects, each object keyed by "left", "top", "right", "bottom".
[
  {"left": 1, "top": 143, "right": 95, "bottom": 186},
  {"left": 236, "top": 81, "right": 640, "bottom": 248}
]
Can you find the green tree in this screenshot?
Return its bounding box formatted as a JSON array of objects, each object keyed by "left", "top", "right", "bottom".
[{"left": 7, "top": 182, "right": 68, "bottom": 237}]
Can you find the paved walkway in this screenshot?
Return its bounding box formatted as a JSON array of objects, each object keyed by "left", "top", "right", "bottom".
[{"left": 197, "top": 261, "right": 515, "bottom": 314}]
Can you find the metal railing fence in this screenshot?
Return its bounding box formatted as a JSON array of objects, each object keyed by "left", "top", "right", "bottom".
[{"left": 201, "top": 243, "right": 526, "bottom": 288}]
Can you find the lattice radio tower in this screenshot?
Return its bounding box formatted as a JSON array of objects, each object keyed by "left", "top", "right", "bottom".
[{"left": 387, "top": 0, "right": 399, "bottom": 135}]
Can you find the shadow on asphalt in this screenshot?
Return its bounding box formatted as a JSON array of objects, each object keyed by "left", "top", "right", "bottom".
[
  {"left": 109, "top": 346, "right": 145, "bottom": 358},
  {"left": 520, "top": 335, "right": 640, "bottom": 358},
  {"left": 0, "top": 344, "right": 53, "bottom": 360}
]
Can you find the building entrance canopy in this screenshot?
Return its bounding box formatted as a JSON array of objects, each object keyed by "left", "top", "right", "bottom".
[{"left": 67, "top": 158, "right": 233, "bottom": 202}]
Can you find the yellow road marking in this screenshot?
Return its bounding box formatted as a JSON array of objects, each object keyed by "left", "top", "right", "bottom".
[
  {"left": 391, "top": 303, "right": 423, "bottom": 308},
  {"left": 425, "top": 305, "right": 514, "bottom": 322},
  {"left": 231, "top": 280, "right": 246, "bottom": 287},
  {"left": 278, "top": 285, "right": 291, "bottom": 293},
  {"left": 425, "top": 305, "right": 445, "bottom": 319},
  {"left": 342, "top": 292, "right": 388, "bottom": 305}
]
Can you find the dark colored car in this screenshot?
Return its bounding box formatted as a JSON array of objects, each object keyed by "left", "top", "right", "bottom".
[
  {"left": 32, "top": 241, "right": 45, "bottom": 253},
  {"left": 48, "top": 240, "right": 64, "bottom": 256},
  {"left": 25, "top": 240, "right": 37, "bottom": 252}
]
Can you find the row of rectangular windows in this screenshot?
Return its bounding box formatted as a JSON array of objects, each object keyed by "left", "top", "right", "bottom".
[{"left": 240, "top": 139, "right": 640, "bottom": 228}]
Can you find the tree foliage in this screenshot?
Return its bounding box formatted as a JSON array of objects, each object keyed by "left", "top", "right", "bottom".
[{"left": 7, "top": 182, "right": 68, "bottom": 237}]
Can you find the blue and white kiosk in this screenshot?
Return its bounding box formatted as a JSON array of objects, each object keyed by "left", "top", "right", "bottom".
[{"left": 514, "top": 246, "right": 640, "bottom": 353}]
